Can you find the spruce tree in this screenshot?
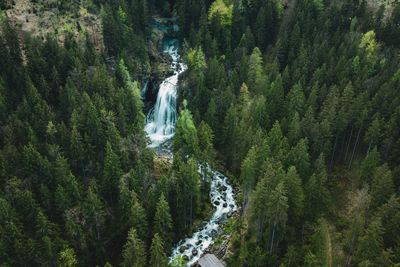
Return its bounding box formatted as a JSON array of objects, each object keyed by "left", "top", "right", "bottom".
[
  {"left": 154, "top": 193, "right": 172, "bottom": 248},
  {"left": 149, "top": 233, "right": 168, "bottom": 267},
  {"left": 121, "top": 228, "right": 147, "bottom": 267}
]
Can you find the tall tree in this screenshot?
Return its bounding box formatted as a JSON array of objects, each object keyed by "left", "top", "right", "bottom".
[
  {"left": 149, "top": 233, "right": 168, "bottom": 267},
  {"left": 121, "top": 228, "right": 147, "bottom": 267},
  {"left": 173, "top": 100, "right": 199, "bottom": 158},
  {"left": 153, "top": 193, "right": 172, "bottom": 249}
]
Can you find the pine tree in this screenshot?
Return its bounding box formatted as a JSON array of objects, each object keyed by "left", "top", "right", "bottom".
[
  {"left": 286, "top": 82, "right": 306, "bottom": 118},
  {"left": 284, "top": 166, "right": 304, "bottom": 225},
  {"left": 173, "top": 100, "right": 199, "bottom": 158},
  {"left": 247, "top": 47, "right": 265, "bottom": 95},
  {"left": 197, "top": 121, "right": 216, "bottom": 163},
  {"left": 221, "top": 104, "right": 238, "bottom": 163},
  {"left": 305, "top": 154, "right": 329, "bottom": 220},
  {"left": 265, "top": 181, "right": 288, "bottom": 254},
  {"left": 129, "top": 199, "right": 149, "bottom": 243},
  {"left": 370, "top": 164, "right": 395, "bottom": 210},
  {"left": 154, "top": 193, "right": 172, "bottom": 248},
  {"left": 149, "top": 233, "right": 168, "bottom": 267},
  {"left": 360, "top": 146, "right": 380, "bottom": 183},
  {"left": 57, "top": 248, "right": 78, "bottom": 267},
  {"left": 102, "top": 142, "right": 123, "bottom": 204},
  {"left": 84, "top": 186, "right": 104, "bottom": 238},
  {"left": 355, "top": 217, "right": 385, "bottom": 265},
  {"left": 121, "top": 228, "right": 147, "bottom": 267},
  {"left": 241, "top": 146, "right": 257, "bottom": 216}
]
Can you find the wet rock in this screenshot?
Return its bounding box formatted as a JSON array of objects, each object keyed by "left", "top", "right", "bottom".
[
  {"left": 218, "top": 185, "right": 227, "bottom": 192},
  {"left": 179, "top": 246, "right": 186, "bottom": 253},
  {"left": 227, "top": 211, "right": 234, "bottom": 218},
  {"left": 223, "top": 203, "right": 228, "bottom": 208},
  {"left": 211, "top": 229, "right": 218, "bottom": 238},
  {"left": 192, "top": 249, "right": 198, "bottom": 256},
  {"left": 183, "top": 255, "right": 189, "bottom": 261},
  {"left": 199, "top": 234, "right": 203, "bottom": 239},
  {"left": 214, "top": 200, "right": 220, "bottom": 206}
]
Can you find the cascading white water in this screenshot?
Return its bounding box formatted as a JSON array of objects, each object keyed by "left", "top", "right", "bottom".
[
  {"left": 144, "top": 35, "right": 237, "bottom": 266},
  {"left": 144, "top": 39, "right": 186, "bottom": 147},
  {"left": 169, "top": 164, "right": 238, "bottom": 266}
]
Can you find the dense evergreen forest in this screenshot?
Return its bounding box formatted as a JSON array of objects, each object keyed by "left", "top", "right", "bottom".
[{"left": 1, "top": 0, "right": 400, "bottom": 266}]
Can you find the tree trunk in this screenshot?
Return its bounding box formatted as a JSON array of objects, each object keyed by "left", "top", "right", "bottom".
[
  {"left": 330, "top": 131, "right": 339, "bottom": 171},
  {"left": 345, "top": 125, "right": 354, "bottom": 161},
  {"left": 348, "top": 124, "right": 362, "bottom": 170},
  {"left": 242, "top": 189, "right": 246, "bottom": 217},
  {"left": 190, "top": 192, "right": 193, "bottom": 228},
  {"left": 269, "top": 222, "right": 276, "bottom": 255}
]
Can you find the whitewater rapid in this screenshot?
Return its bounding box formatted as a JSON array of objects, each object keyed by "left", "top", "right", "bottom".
[
  {"left": 169, "top": 164, "right": 238, "bottom": 265},
  {"left": 143, "top": 36, "right": 237, "bottom": 266}
]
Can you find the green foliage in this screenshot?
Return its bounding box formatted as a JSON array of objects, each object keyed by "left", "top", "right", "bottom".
[
  {"left": 121, "top": 228, "right": 147, "bottom": 267},
  {"left": 149, "top": 233, "right": 168, "bottom": 267},
  {"left": 170, "top": 255, "right": 187, "bottom": 267},
  {"left": 208, "top": 0, "right": 233, "bottom": 29},
  {"left": 57, "top": 248, "right": 78, "bottom": 267},
  {"left": 153, "top": 193, "right": 172, "bottom": 248},
  {"left": 173, "top": 100, "right": 199, "bottom": 157},
  {"left": 354, "top": 217, "right": 385, "bottom": 264},
  {"left": 183, "top": 46, "right": 206, "bottom": 71}
]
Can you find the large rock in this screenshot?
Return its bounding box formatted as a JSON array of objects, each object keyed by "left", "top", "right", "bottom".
[
  {"left": 192, "top": 249, "right": 198, "bottom": 256},
  {"left": 179, "top": 246, "right": 186, "bottom": 253},
  {"left": 211, "top": 229, "right": 218, "bottom": 238},
  {"left": 218, "top": 185, "right": 227, "bottom": 192}
]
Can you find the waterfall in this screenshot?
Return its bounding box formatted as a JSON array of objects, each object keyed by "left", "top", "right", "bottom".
[
  {"left": 144, "top": 35, "right": 237, "bottom": 266},
  {"left": 144, "top": 39, "right": 186, "bottom": 147}
]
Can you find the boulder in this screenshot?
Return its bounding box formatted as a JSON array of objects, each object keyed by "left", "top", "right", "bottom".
[
  {"left": 211, "top": 229, "right": 218, "bottom": 238},
  {"left": 218, "top": 185, "right": 227, "bottom": 192},
  {"left": 192, "top": 249, "right": 198, "bottom": 256},
  {"left": 179, "top": 246, "right": 186, "bottom": 253}
]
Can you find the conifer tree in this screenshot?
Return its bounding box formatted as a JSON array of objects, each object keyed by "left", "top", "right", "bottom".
[
  {"left": 370, "top": 164, "right": 395, "bottom": 210},
  {"left": 149, "top": 233, "right": 168, "bottom": 267},
  {"left": 121, "top": 228, "right": 147, "bottom": 267},
  {"left": 154, "top": 193, "right": 172, "bottom": 248},
  {"left": 129, "top": 199, "right": 149, "bottom": 243},
  {"left": 355, "top": 217, "right": 385, "bottom": 265},
  {"left": 102, "top": 142, "right": 123, "bottom": 204},
  {"left": 173, "top": 100, "right": 199, "bottom": 158}
]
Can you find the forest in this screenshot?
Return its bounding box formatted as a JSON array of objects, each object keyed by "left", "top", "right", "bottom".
[{"left": 0, "top": 0, "right": 400, "bottom": 266}]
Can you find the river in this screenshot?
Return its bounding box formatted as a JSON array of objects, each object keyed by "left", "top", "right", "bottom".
[{"left": 143, "top": 35, "right": 237, "bottom": 266}]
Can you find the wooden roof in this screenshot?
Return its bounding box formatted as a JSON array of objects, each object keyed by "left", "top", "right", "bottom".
[{"left": 197, "top": 254, "right": 225, "bottom": 267}]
